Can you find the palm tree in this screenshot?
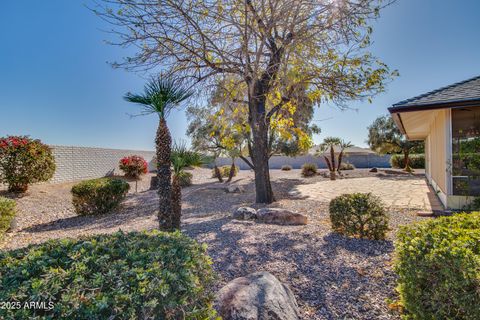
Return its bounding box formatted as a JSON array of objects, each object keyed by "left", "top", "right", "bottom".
[
  {"left": 337, "top": 140, "right": 353, "bottom": 172},
  {"left": 124, "top": 76, "right": 192, "bottom": 231},
  {"left": 171, "top": 142, "right": 204, "bottom": 229},
  {"left": 317, "top": 137, "right": 341, "bottom": 180}
]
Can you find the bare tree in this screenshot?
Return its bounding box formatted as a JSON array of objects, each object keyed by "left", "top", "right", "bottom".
[{"left": 94, "top": 0, "right": 396, "bottom": 203}]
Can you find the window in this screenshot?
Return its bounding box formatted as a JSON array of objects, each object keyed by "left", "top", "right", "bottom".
[{"left": 452, "top": 107, "right": 480, "bottom": 196}]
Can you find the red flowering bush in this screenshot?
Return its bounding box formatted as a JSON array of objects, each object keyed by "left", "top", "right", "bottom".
[
  {"left": 0, "top": 136, "right": 56, "bottom": 193},
  {"left": 119, "top": 155, "right": 148, "bottom": 179}
]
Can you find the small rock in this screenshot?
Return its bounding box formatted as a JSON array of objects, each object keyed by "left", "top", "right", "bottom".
[
  {"left": 233, "top": 207, "right": 257, "bottom": 220},
  {"left": 226, "top": 185, "right": 244, "bottom": 193},
  {"left": 257, "top": 208, "right": 308, "bottom": 225},
  {"left": 216, "top": 271, "right": 301, "bottom": 320},
  {"left": 369, "top": 167, "right": 378, "bottom": 173}
]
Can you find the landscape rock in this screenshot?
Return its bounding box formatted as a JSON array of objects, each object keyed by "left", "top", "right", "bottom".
[
  {"left": 233, "top": 207, "right": 257, "bottom": 220},
  {"left": 256, "top": 208, "right": 308, "bottom": 225},
  {"left": 369, "top": 167, "right": 378, "bottom": 173},
  {"left": 216, "top": 271, "right": 300, "bottom": 320},
  {"left": 226, "top": 185, "right": 244, "bottom": 193}
]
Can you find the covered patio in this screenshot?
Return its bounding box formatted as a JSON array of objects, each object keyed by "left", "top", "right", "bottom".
[{"left": 389, "top": 76, "right": 480, "bottom": 209}]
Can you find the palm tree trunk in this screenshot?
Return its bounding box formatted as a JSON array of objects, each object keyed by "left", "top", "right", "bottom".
[
  {"left": 171, "top": 175, "right": 182, "bottom": 230},
  {"left": 156, "top": 118, "right": 173, "bottom": 231},
  {"left": 337, "top": 150, "right": 344, "bottom": 172},
  {"left": 226, "top": 160, "right": 236, "bottom": 183},
  {"left": 214, "top": 165, "right": 224, "bottom": 182},
  {"left": 403, "top": 150, "right": 412, "bottom": 172}
]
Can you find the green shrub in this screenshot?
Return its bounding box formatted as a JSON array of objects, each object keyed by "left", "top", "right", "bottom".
[
  {"left": 301, "top": 163, "right": 317, "bottom": 177},
  {"left": 211, "top": 165, "right": 239, "bottom": 178},
  {"left": 339, "top": 162, "right": 355, "bottom": 170},
  {"left": 390, "top": 154, "right": 425, "bottom": 169},
  {"left": 329, "top": 193, "right": 388, "bottom": 240},
  {"left": 281, "top": 165, "right": 293, "bottom": 171},
  {"left": 178, "top": 171, "right": 193, "bottom": 187},
  {"left": 0, "top": 230, "right": 217, "bottom": 319},
  {"left": 71, "top": 178, "right": 130, "bottom": 215},
  {"left": 395, "top": 212, "right": 480, "bottom": 319},
  {"left": 0, "top": 197, "right": 16, "bottom": 241},
  {"left": 0, "top": 136, "right": 56, "bottom": 193}
]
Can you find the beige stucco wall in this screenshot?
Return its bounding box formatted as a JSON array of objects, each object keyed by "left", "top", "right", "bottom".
[{"left": 426, "top": 109, "right": 448, "bottom": 194}]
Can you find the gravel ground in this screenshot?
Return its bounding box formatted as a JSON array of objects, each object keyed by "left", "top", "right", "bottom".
[{"left": 0, "top": 168, "right": 430, "bottom": 319}]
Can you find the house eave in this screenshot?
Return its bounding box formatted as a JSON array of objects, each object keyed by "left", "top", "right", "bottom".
[{"left": 388, "top": 98, "right": 480, "bottom": 114}]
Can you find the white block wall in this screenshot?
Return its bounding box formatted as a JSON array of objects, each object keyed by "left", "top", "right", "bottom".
[{"left": 50, "top": 145, "right": 156, "bottom": 183}]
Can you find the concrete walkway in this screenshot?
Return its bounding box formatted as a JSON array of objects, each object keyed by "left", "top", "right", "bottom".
[{"left": 293, "top": 175, "right": 443, "bottom": 211}]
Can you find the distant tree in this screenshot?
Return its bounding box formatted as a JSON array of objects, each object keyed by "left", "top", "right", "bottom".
[
  {"left": 95, "top": 0, "right": 397, "bottom": 203},
  {"left": 124, "top": 76, "right": 192, "bottom": 231},
  {"left": 367, "top": 115, "right": 424, "bottom": 172}
]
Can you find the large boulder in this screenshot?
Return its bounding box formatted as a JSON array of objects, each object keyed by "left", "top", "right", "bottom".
[
  {"left": 257, "top": 208, "right": 308, "bottom": 225},
  {"left": 233, "top": 207, "right": 257, "bottom": 220},
  {"left": 216, "top": 271, "right": 300, "bottom": 320}
]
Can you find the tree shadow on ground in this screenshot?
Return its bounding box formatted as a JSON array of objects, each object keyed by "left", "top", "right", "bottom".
[{"left": 183, "top": 211, "right": 398, "bottom": 319}]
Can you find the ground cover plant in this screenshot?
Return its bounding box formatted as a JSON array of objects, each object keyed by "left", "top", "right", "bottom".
[
  {"left": 211, "top": 165, "right": 239, "bottom": 179},
  {"left": 0, "top": 230, "right": 217, "bottom": 319},
  {"left": 0, "top": 197, "right": 16, "bottom": 241},
  {"left": 71, "top": 178, "right": 129, "bottom": 215},
  {"left": 281, "top": 164, "right": 292, "bottom": 171},
  {"left": 329, "top": 193, "right": 389, "bottom": 240},
  {"left": 395, "top": 212, "right": 480, "bottom": 319},
  {"left": 0, "top": 136, "right": 55, "bottom": 193}
]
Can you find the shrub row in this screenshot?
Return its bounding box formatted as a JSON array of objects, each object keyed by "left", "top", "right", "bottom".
[
  {"left": 71, "top": 178, "right": 130, "bottom": 215},
  {"left": 390, "top": 154, "right": 425, "bottom": 169},
  {"left": 395, "top": 212, "right": 480, "bottom": 319},
  {"left": 0, "top": 230, "right": 217, "bottom": 319},
  {"left": 0, "top": 197, "right": 16, "bottom": 240}
]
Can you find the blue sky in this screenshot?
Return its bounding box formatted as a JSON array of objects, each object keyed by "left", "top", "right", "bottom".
[{"left": 1, "top": 0, "right": 480, "bottom": 151}]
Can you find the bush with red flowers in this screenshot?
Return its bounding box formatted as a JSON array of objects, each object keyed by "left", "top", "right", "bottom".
[
  {"left": 0, "top": 136, "right": 56, "bottom": 193},
  {"left": 119, "top": 155, "right": 148, "bottom": 179}
]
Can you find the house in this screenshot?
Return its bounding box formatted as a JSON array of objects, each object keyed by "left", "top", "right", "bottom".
[{"left": 389, "top": 75, "right": 480, "bottom": 209}]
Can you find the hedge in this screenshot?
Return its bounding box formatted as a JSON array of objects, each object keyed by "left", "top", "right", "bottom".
[
  {"left": 390, "top": 154, "right": 425, "bottom": 169},
  {"left": 395, "top": 212, "right": 480, "bottom": 319},
  {"left": 71, "top": 178, "right": 130, "bottom": 215},
  {"left": 0, "top": 197, "right": 16, "bottom": 241},
  {"left": 0, "top": 230, "right": 218, "bottom": 319}
]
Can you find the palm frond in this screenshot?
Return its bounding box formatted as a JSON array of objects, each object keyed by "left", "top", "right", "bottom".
[{"left": 124, "top": 75, "right": 194, "bottom": 118}]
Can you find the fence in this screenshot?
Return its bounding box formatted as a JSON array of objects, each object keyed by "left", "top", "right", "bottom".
[
  {"left": 214, "top": 154, "right": 392, "bottom": 170},
  {"left": 49, "top": 145, "right": 156, "bottom": 183}
]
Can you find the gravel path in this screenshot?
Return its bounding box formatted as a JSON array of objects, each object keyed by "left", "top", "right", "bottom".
[{"left": 0, "top": 168, "right": 430, "bottom": 319}]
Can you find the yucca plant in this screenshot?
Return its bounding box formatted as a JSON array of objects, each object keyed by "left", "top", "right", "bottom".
[
  {"left": 171, "top": 142, "right": 205, "bottom": 229},
  {"left": 124, "top": 76, "right": 193, "bottom": 231},
  {"left": 317, "top": 137, "right": 341, "bottom": 180}
]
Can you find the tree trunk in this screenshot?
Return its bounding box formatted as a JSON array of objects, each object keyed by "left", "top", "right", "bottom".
[
  {"left": 249, "top": 88, "right": 275, "bottom": 204},
  {"left": 171, "top": 175, "right": 182, "bottom": 230},
  {"left": 330, "top": 146, "right": 336, "bottom": 172},
  {"left": 226, "top": 160, "right": 236, "bottom": 183},
  {"left": 337, "top": 151, "right": 344, "bottom": 172},
  {"left": 403, "top": 150, "right": 412, "bottom": 172},
  {"left": 155, "top": 118, "right": 173, "bottom": 231},
  {"left": 214, "top": 165, "right": 224, "bottom": 182}
]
